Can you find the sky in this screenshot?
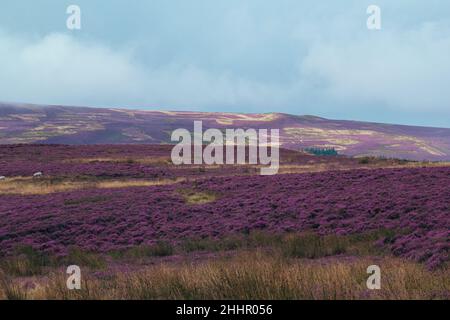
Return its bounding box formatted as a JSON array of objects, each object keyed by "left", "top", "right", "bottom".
[{"left": 0, "top": 0, "right": 449, "bottom": 127}]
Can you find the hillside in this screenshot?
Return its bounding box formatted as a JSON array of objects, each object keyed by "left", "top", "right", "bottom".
[{"left": 1, "top": 103, "right": 450, "bottom": 161}]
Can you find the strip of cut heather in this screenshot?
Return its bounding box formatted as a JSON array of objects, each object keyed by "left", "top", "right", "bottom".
[{"left": 0, "top": 166, "right": 448, "bottom": 269}]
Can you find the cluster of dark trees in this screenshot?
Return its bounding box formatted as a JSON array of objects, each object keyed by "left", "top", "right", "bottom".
[{"left": 303, "top": 147, "right": 338, "bottom": 156}]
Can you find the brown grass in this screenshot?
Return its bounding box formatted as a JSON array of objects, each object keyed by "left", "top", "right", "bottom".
[
  {"left": 0, "top": 177, "right": 185, "bottom": 195},
  {"left": 0, "top": 251, "right": 448, "bottom": 300},
  {"left": 64, "top": 157, "right": 172, "bottom": 165},
  {"left": 0, "top": 232, "right": 447, "bottom": 300},
  {"left": 278, "top": 162, "right": 450, "bottom": 175},
  {"left": 0, "top": 178, "right": 86, "bottom": 195},
  {"left": 96, "top": 178, "right": 185, "bottom": 189}
]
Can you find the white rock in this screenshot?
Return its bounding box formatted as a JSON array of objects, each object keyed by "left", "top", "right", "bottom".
[
  {"left": 0, "top": 176, "right": 5, "bottom": 181},
  {"left": 33, "top": 172, "right": 43, "bottom": 178}
]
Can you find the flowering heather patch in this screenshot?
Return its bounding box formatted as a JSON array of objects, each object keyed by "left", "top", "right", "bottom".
[
  {"left": 0, "top": 144, "right": 174, "bottom": 178},
  {"left": 0, "top": 144, "right": 429, "bottom": 181},
  {"left": 0, "top": 163, "right": 448, "bottom": 269},
  {"left": 0, "top": 144, "right": 358, "bottom": 179}
]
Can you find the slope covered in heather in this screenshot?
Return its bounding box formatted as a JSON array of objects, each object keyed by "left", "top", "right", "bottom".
[{"left": 1, "top": 103, "right": 450, "bottom": 161}]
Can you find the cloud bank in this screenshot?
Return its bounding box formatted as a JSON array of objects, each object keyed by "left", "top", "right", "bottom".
[{"left": 0, "top": 0, "right": 449, "bottom": 126}]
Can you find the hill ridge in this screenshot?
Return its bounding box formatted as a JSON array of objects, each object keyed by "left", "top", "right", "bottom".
[{"left": 0, "top": 103, "right": 449, "bottom": 161}]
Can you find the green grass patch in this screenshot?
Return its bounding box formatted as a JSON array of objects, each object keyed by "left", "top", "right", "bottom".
[
  {"left": 282, "top": 233, "right": 348, "bottom": 259},
  {"left": 63, "top": 247, "right": 107, "bottom": 269},
  {"left": 0, "top": 230, "right": 398, "bottom": 277},
  {"left": 179, "top": 229, "right": 396, "bottom": 259},
  {"left": 177, "top": 189, "right": 218, "bottom": 205},
  {"left": 0, "top": 246, "right": 53, "bottom": 277},
  {"left": 0, "top": 245, "right": 107, "bottom": 277},
  {"left": 113, "top": 241, "right": 175, "bottom": 260},
  {"left": 181, "top": 236, "right": 244, "bottom": 253}
]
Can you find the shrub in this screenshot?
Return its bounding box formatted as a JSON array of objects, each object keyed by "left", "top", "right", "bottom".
[
  {"left": 304, "top": 147, "right": 338, "bottom": 156},
  {"left": 358, "top": 157, "right": 371, "bottom": 164}
]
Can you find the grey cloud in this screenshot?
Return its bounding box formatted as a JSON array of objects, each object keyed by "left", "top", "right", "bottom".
[{"left": 0, "top": 0, "right": 449, "bottom": 127}]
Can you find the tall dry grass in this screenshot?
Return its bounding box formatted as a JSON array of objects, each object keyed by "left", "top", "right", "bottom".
[{"left": 0, "top": 251, "right": 448, "bottom": 300}]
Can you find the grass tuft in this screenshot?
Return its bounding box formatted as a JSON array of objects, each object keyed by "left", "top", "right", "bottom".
[
  {"left": 0, "top": 246, "right": 52, "bottom": 277},
  {"left": 64, "top": 247, "right": 107, "bottom": 270},
  {"left": 178, "top": 189, "right": 218, "bottom": 205}
]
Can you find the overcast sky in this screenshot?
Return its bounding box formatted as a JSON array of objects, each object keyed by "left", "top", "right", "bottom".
[{"left": 0, "top": 0, "right": 449, "bottom": 127}]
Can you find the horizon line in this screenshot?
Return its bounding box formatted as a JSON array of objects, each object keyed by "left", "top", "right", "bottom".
[{"left": 1, "top": 100, "right": 450, "bottom": 130}]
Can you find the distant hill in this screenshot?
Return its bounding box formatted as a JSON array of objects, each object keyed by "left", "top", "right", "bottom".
[{"left": 1, "top": 102, "right": 450, "bottom": 161}]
